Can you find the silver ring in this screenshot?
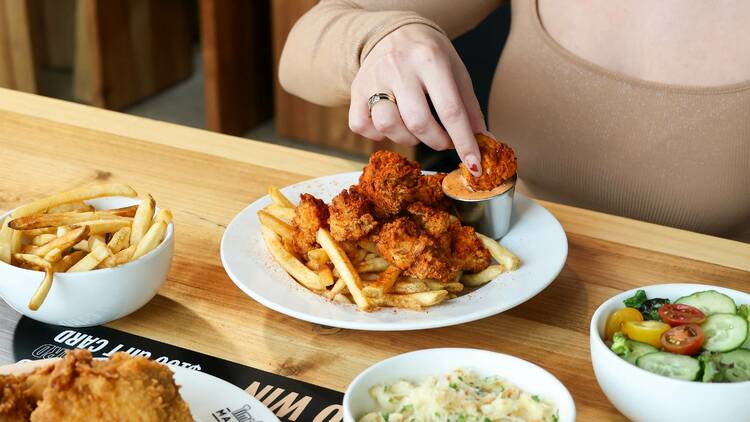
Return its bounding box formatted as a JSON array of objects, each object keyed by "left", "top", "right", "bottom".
[{"left": 368, "top": 92, "right": 397, "bottom": 112}]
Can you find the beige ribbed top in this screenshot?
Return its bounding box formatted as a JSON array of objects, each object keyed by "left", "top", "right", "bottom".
[{"left": 279, "top": 0, "right": 750, "bottom": 238}]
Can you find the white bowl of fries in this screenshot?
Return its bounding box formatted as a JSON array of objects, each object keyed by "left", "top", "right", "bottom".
[{"left": 0, "top": 183, "right": 174, "bottom": 327}]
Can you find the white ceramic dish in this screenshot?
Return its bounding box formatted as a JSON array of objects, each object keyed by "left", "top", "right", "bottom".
[
  {"left": 221, "top": 171, "right": 567, "bottom": 331},
  {"left": 343, "top": 348, "right": 576, "bottom": 422},
  {"left": 591, "top": 283, "right": 750, "bottom": 422},
  {"left": 0, "top": 358, "right": 280, "bottom": 422},
  {"left": 0, "top": 197, "right": 173, "bottom": 327}
]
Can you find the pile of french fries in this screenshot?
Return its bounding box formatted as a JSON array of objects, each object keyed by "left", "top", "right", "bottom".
[
  {"left": 259, "top": 186, "right": 521, "bottom": 312},
  {"left": 0, "top": 183, "right": 173, "bottom": 311}
]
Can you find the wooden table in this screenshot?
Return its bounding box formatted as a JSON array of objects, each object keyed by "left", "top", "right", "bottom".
[{"left": 1, "top": 88, "right": 749, "bottom": 421}]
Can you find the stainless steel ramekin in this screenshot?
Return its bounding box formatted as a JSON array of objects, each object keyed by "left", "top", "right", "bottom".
[{"left": 444, "top": 175, "right": 516, "bottom": 239}]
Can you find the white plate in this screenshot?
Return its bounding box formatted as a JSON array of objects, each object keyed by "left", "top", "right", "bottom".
[
  {"left": 0, "top": 359, "right": 280, "bottom": 422},
  {"left": 221, "top": 172, "right": 568, "bottom": 331}
]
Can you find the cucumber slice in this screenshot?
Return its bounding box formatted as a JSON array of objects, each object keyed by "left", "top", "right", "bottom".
[
  {"left": 675, "top": 290, "right": 736, "bottom": 316},
  {"left": 636, "top": 352, "right": 701, "bottom": 381},
  {"left": 623, "top": 341, "right": 659, "bottom": 365},
  {"left": 703, "top": 314, "right": 748, "bottom": 352},
  {"left": 719, "top": 349, "right": 750, "bottom": 382}
]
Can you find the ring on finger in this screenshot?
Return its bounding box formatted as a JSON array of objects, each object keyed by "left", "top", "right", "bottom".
[{"left": 368, "top": 92, "right": 397, "bottom": 114}]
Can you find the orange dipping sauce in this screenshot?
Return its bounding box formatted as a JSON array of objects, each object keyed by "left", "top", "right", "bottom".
[{"left": 441, "top": 169, "right": 515, "bottom": 201}]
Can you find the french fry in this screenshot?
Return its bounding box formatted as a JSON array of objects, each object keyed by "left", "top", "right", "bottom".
[
  {"left": 363, "top": 265, "right": 402, "bottom": 298},
  {"left": 155, "top": 209, "right": 173, "bottom": 226},
  {"left": 257, "top": 210, "right": 294, "bottom": 242},
  {"left": 268, "top": 186, "right": 295, "bottom": 208},
  {"left": 131, "top": 221, "right": 166, "bottom": 260},
  {"left": 0, "top": 218, "right": 11, "bottom": 263},
  {"left": 332, "top": 293, "right": 352, "bottom": 304},
  {"left": 72, "top": 240, "right": 90, "bottom": 252},
  {"left": 20, "top": 245, "right": 37, "bottom": 254},
  {"left": 33, "top": 226, "right": 90, "bottom": 258},
  {"left": 316, "top": 228, "right": 370, "bottom": 311},
  {"left": 391, "top": 279, "right": 429, "bottom": 294},
  {"left": 107, "top": 227, "right": 131, "bottom": 254},
  {"left": 129, "top": 194, "right": 155, "bottom": 246},
  {"left": 11, "top": 183, "right": 137, "bottom": 218},
  {"left": 261, "top": 225, "right": 322, "bottom": 290},
  {"left": 307, "top": 248, "right": 329, "bottom": 266},
  {"left": 56, "top": 226, "right": 70, "bottom": 236},
  {"left": 317, "top": 266, "right": 335, "bottom": 288},
  {"left": 31, "top": 234, "right": 57, "bottom": 246},
  {"left": 22, "top": 227, "right": 56, "bottom": 236},
  {"left": 10, "top": 228, "right": 23, "bottom": 256},
  {"left": 13, "top": 253, "right": 52, "bottom": 270},
  {"left": 461, "top": 264, "right": 504, "bottom": 287},
  {"left": 424, "top": 279, "right": 464, "bottom": 293},
  {"left": 356, "top": 256, "right": 389, "bottom": 273},
  {"left": 477, "top": 233, "right": 521, "bottom": 271},
  {"left": 68, "top": 235, "right": 111, "bottom": 272},
  {"left": 99, "top": 245, "right": 135, "bottom": 268},
  {"left": 54, "top": 251, "right": 86, "bottom": 272},
  {"left": 43, "top": 248, "right": 63, "bottom": 263},
  {"left": 8, "top": 206, "right": 137, "bottom": 230},
  {"left": 74, "top": 219, "right": 132, "bottom": 236},
  {"left": 357, "top": 239, "right": 378, "bottom": 254},
  {"left": 28, "top": 268, "right": 54, "bottom": 311},
  {"left": 373, "top": 290, "right": 449, "bottom": 310},
  {"left": 265, "top": 203, "right": 295, "bottom": 223},
  {"left": 46, "top": 201, "right": 95, "bottom": 213},
  {"left": 325, "top": 278, "right": 347, "bottom": 299}
]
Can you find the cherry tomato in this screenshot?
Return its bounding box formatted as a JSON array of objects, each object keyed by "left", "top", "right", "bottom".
[
  {"left": 605, "top": 307, "right": 644, "bottom": 339},
  {"left": 622, "top": 320, "right": 671, "bottom": 348},
  {"left": 658, "top": 304, "right": 706, "bottom": 326},
  {"left": 661, "top": 324, "right": 704, "bottom": 355}
]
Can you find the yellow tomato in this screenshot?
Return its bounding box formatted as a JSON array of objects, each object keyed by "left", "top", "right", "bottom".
[
  {"left": 622, "top": 320, "right": 671, "bottom": 348},
  {"left": 605, "top": 308, "right": 644, "bottom": 339}
]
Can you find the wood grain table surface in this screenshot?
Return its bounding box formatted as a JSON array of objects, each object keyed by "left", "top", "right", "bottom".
[{"left": 1, "top": 88, "right": 749, "bottom": 421}]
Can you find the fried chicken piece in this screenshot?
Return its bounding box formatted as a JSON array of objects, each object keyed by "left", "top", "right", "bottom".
[
  {"left": 30, "top": 349, "right": 192, "bottom": 422},
  {"left": 0, "top": 374, "right": 34, "bottom": 422},
  {"left": 292, "top": 193, "right": 329, "bottom": 255},
  {"left": 449, "top": 221, "right": 491, "bottom": 273},
  {"left": 406, "top": 202, "right": 452, "bottom": 238},
  {"left": 412, "top": 173, "right": 450, "bottom": 210},
  {"left": 328, "top": 187, "right": 377, "bottom": 242},
  {"left": 358, "top": 150, "right": 422, "bottom": 215},
  {"left": 376, "top": 218, "right": 455, "bottom": 282},
  {"left": 459, "top": 133, "right": 517, "bottom": 191}
]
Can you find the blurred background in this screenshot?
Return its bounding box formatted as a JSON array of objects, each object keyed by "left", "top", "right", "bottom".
[{"left": 0, "top": 0, "right": 509, "bottom": 168}]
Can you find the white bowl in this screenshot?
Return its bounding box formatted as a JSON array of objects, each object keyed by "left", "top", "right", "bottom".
[
  {"left": 343, "top": 348, "right": 576, "bottom": 422},
  {"left": 0, "top": 196, "right": 174, "bottom": 327},
  {"left": 591, "top": 283, "right": 750, "bottom": 422}
]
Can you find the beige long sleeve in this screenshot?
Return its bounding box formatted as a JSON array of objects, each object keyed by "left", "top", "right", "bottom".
[{"left": 278, "top": 0, "right": 502, "bottom": 106}]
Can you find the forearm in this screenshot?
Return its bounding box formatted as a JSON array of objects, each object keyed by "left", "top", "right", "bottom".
[{"left": 278, "top": 0, "right": 501, "bottom": 106}]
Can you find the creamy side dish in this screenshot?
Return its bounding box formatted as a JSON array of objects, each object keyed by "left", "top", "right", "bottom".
[{"left": 358, "top": 369, "right": 558, "bottom": 422}]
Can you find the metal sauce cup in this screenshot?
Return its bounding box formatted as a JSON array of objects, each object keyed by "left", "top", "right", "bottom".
[{"left": 443, "top": 174, "right": 516, "bottom": 239}]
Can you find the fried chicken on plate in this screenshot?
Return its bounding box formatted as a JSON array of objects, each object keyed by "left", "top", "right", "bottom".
[
  {"left": 459, "top": 133, "right": 517, "bottom": 191},
  {"left": 0, "top": 349, "right": 192, "bottom": 422},
  {"left": 328, "top": 188, "right": 377, "bottom": 242},
  {"left": 358, "top": 151, "right": 422, "bottom": 215},
  {"left": 291, "top": 193, "right": 329, "bottom": 254}
]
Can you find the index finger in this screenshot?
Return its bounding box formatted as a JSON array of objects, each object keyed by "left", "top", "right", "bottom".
[{"left": 419, "top": 66, "right": 482, "bottom": 176}]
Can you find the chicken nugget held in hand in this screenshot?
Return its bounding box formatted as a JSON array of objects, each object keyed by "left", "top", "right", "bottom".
[{"left": 459, "top": 134, "right": 517, "bottom": 191}]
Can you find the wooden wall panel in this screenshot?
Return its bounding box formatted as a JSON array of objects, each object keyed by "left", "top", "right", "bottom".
[
  {"left": 270, "top": 0, "right": 415, "bottom": 159},
  {"left": 200, "top": 0, "right": 273, "bottom": 135},
  {"left": 73, "top": 0, "right": 193, "bottom": 110},
  {"left": 0, "top": 0, "right": 37, "bottom": 93}
]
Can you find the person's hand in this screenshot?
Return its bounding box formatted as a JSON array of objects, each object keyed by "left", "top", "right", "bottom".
[{"left": 349, "top": 24, "right": 487, "bottom": 176}]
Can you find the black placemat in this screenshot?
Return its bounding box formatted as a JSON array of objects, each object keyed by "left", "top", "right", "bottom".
[{"left": 13, "top": 316, "right": 344, "bottom": 421}]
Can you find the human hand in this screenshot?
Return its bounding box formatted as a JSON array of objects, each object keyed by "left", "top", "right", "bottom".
[{"left": 349, "top": 24, "right": 487, "bottom": 176}]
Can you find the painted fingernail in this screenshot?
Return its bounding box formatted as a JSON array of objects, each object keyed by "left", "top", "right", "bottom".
[{"left": 466, "top": 154, "right": 481, "bottom": 177}]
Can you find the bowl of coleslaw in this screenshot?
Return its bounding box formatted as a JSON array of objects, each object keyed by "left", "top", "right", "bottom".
[{"left": 343, "top": 348, "right": 575, "bottom": 422}]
